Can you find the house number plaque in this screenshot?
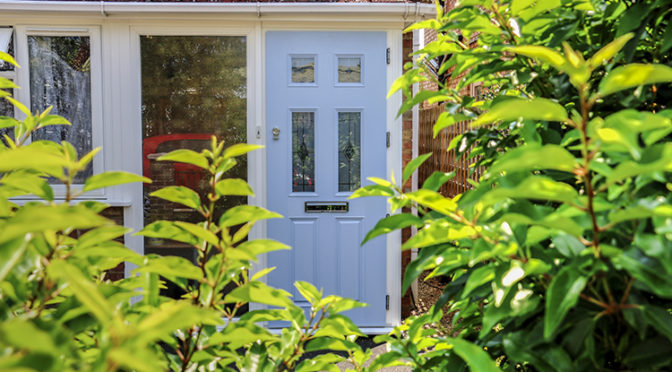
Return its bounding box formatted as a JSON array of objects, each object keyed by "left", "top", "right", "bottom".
[{"left": 305, "top": 201, "right": 349, "bottom": 213}]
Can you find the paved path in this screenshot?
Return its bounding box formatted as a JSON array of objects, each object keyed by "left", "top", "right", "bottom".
[{"left": 335, "top": 344, "right": 411, "bottom": 372}]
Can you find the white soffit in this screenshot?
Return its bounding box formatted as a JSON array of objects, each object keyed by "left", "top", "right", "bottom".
[{"left": 0, "top": 1, "right": 435, "bottom": 19}]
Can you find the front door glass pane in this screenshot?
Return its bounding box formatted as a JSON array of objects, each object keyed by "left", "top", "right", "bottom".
[
  {"left": 292, "top": 112, "right": 315, "bottom": 192},
  {"left": 29, "top": 36, "right": 92, "bottom": 183},
  {"left": 141, "top": 35, "right": 247, "bottom": 299},
  {"left": 291, "top": 56, "right": 315, "bottom": 84},
  {"left": 338, "top": 57, "right": 361, "bottom": 83},
  {"left": 338, "top": 112, "right": 361, "bottom": 192}
]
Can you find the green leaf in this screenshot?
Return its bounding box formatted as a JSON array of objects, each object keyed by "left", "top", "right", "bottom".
[
  {"left": 313, "top": 314, "right": 364, "bottom": 339},
  {"left": 480, "top": 176, "right": 579, "bottom": 206},
  {"left": 0, "top": 171, "right": 54, "bottom": 200},
  {"left": 507, "top": 45, "right": 567, "bottom": 71},
  {"left": 606, "top": 143, "right": 672, "bottom": 185},
  {"left": 489, "top": 144, "right": 578, "bottom": 174},
  {"left": 134, "top": 255, "right": 203, "bottom": 280},
  {"left": 544, "top": 265, "right": 587, "bottom": 339},
  {"left": 295, "top": 280, "right": 321, "bottom": 304},
  {"left": 403, "top": 219, "right": 476, "bottom": 250},
  {"left": 305, "top": 337, "right": 359, "bottom": 352},
  {"left": 135, "top": 302, "right": 221, "bottom": 343},
  {"left": 0, "top": 146, "right": 68, "bottom": 177},
  {"left": 83, "top": 171, "right": 150, "bottom": 192},
  {"left": 224, "top": 281, "right": 292, "bottom": 307},
  {"left": 0, "top": 319, "right": 58, "bottom": 354},
  {"left": 449, "top": 337, "right": 500, "bottom": 372},
  {"left": 49, "top": 260, "right": 114, "bottom": 324},
  {"left": 0, "top": 204, "right": 110, "bottom": 245},
  {"left": 295, "top": 353, "right": 343, "bottom": 372},
  {"left": 403, "top": 153, "right": 432, "bottom": 183},
  {"left": 157, "top": 149, "right": 209, "bottom": 169},
  {"left": 422, "top": 171, "right": 455, "bottom": 192},
  {"left": 136, "top": 220, "right": 198, "bottom": 245},
  {"left": 173, "top": 221, "right": 220, "bottom": 246},
  {"left": 38, "top": 114, "right": 71, "bottom": 127},
  {"left": 76, "top": 225, "right": 131, "bottom": 249},
  {"left": 0, "top": 50, "right": 19, "bottom": 68},
  {"left": 0, "top": 237, "right": 29, "bottom": 282},
  {"left": 471, "top": 97, "right": 568, "bottom": 127},
  {"left": 589, "top": 33, "right": 634, "bottom": 69},
  {"left": 613, "top": 252, "right": 672, "bottom": 298},
  {"left": 150, "top": 186, "right": 202, "bottom": 211},
  {"left": 215, "top": 178, "right": 254, "bottom": 196},
  {"left": 462, "top": 264, "right": 495, "bottom": 298},
  {"left": 362, "top": 213, "right": 423, "bottom": 244},
  {"left": 405, "top": 189, "right": 458, "bottom": 215},
  {"left": 251, "top": 267, "right": 276, "bottom": 281},
  {"left": 643, "top": 306, "right": 672, "bottom": 344},
  {"left": 599, "top": 64, "right": 672, "bottom": 97},
  {"left": 319, "top": 295, "right": 367, "bottom": 313},
  {"left": 434, "top": 113, "right": 472, "bottom": 137},
  {"left": 233, "top": 239, "right": 290, "bottom": 261},
  {"left": 349, "top": 184, "right": 395, "bottom": 199},
  {"left": 223, "top": 143, "right": 263, "bottom": 158},
  {"left": 219, "top": 205, "right": 282, "bottom": 227},
  {"left": 609, "top": 200, "right": 672, "bottom": 225},
  {"left": 662, "top": 21, "right": 672, "bottom": 54}
]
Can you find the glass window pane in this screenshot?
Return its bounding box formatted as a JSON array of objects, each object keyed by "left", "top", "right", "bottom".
[
  {"left": 29, "top": 36, "right": 92, "bottom": 183},
  {"left": 140, "top": 35, "right": 247, "bottom": 301},
  {"left": 0, "top": 28, "right": 14, "bottom": 72},
  {"left": 291, "top": 56, "right": 315, "bottom": 84},
  {"left": 338, "top": 112, "right": 361, "bottom": 192},
  {"left": 292, "top": 112, "right": 315, "bottom": 192},
  {"left": 338, "top": 57, "right": 361, "bottom": 83},
  {"left": 0, "top": 88, "right": 13, "bottom": 146}
]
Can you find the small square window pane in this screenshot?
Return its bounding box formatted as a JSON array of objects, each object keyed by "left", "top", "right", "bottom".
[
  {"left": 291, "top": 57, "right": 315, "bottom": 84},
  {"left": 338, "top": 57, "right": 361, "bottom": 83}
]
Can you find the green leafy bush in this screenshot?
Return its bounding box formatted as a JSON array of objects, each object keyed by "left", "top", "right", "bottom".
[
  {"left": 0, "top": 52, "right": 368, "bottom": 372},
  {"left": 356, "top": 0, "right": 672, "bottom": 370}
]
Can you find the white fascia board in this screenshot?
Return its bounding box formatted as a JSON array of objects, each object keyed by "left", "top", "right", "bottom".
[{"left": 0, "top": 1, "right": 435, "bottom": 18}]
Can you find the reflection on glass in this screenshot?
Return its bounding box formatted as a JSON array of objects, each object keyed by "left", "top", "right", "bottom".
[
  {"left": 338, "top": 112, "right": 361, "bottom": 192},
  {"left": 291, "top": 56, "right": 315, "bottom": 83},
  {"left": 338, "top": 57, "right": 361, "bottom": 83},
  {"left": 29, "top": 36, "right": 92, "bottom": 183},
  {"left": 0, "top": 29, "right": 13, "bottom": 71},
  {"left": 292, "top": 112, "right": 315, "bottom": 192},
  {"left": 141, "top": 35, "right": 247, "bottom": 301},
  {"left": 0, "top": 88, "right": 13, "bottom": 146}
]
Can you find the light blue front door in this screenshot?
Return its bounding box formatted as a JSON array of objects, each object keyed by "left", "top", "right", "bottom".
[{"left": 266, "top": 31, "right": 388, "bottom": 327}]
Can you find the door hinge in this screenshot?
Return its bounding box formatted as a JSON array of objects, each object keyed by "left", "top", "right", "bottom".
[
  {"left": 385, "top": 295, "right": 390, "bottom": 310},
  {"left": 386, "top": 131, "right": 390, "bottom": 148},
  {"left": 386, "top": 48, "right": 391, "bottom": 65}
]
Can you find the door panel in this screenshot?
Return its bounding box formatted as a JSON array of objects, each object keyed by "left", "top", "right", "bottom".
[{"left": 266, "top": 31, "right": 387, "bottom": 326}]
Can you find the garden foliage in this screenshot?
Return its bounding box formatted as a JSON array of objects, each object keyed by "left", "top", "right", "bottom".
[
  {"left": 353, "top": 0, "right": 672, "bottom": 370},
  {"left": 0, "top": 51, "right": 371, "bottom": 371}
]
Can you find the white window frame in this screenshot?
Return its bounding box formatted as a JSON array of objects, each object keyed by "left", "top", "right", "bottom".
[{"left": 14, "top": 25, "right": 105, "bottom": 199}]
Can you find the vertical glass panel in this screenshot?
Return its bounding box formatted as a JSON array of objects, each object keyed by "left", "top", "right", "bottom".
[
  {"left": 141, "top": 36, "right": 247, "bottom": 300},
  {"left": 29, "top": 36, "right": 92, "bottom": 183},
  {"left": 0, "top": 87, "right": 13, "bottom": 146},
  {"left": 0, "top": 28, "right": 14, "bottom": 71},
  {"left": 338, "top": 57, "right": 361, "bottom": 83},
  {"left": 292, "top": 112, "right": 315, "bottom": 192},
  {"left": 291, "top": 56, "right": 315, "bottom": 84},
  {"left": 338, "top": 112, "right": 361, "bottom": 192}
]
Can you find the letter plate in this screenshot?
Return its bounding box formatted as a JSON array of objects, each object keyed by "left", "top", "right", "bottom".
[{"left": 305, "top": 201, "right": 348, "bottom": 213}]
